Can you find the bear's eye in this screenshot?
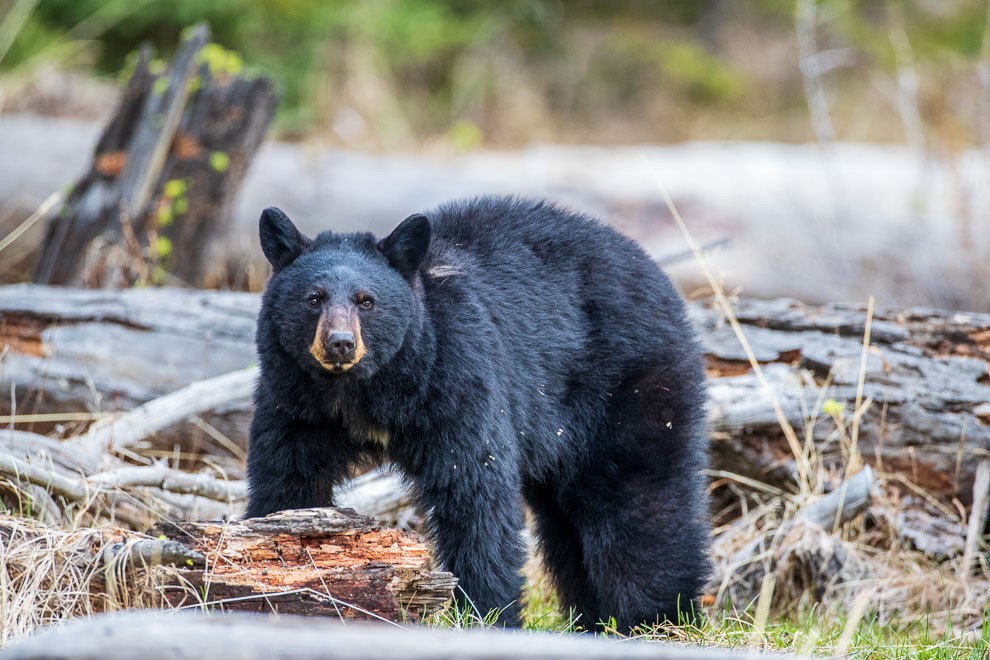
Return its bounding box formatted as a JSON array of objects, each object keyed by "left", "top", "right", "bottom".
[
  {"left": 306, "top": 293, "right": 322, "bottom": 309},
  {"left": 359, "top": 298, "right": 374, "bottom": 310}
]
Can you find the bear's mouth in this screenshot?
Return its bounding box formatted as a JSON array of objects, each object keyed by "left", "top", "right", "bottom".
[
  {"left": 309, "top": 351, "right": 359, "bottom": 374},
  {"left": 324, "top": 360, "right": 356, "bottom": 374}
]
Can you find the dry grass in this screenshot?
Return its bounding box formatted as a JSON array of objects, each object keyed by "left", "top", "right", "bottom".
[{"left": 0, "top": 515, "right": 182, "bottom": 646}]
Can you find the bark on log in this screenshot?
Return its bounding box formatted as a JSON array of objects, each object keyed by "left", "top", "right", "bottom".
[
  {"left": 1, "top": 285, "right": 988, "bottom": 507},
  {"left": 0, "top": 284, "right": 258, "bottom": 454},
  {"left": 32, "top": 24, "right": 276, "bottom": 287},
  {"left": 146, "top": 507, "right": 456, "bottom": 622},
  {"left": 2, "top": 610, "right": 794, "bottom": 660}
]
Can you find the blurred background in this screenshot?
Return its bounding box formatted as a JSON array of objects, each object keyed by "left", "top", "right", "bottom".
[{"left": 1, "top": 0, "right": 989, "bottom": 310}]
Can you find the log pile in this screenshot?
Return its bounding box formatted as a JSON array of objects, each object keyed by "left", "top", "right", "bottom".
[
  {"left": 1, "top": 284, "right": 987, "bottom": 506},
  {"left": 0, "top": 284, "right": 987, "bottom": 632}
]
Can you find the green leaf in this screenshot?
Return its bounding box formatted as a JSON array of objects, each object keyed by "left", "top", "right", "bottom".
[
  {"left": 209, "top": 151, "right": 230, "bottom": 172},
  {"left": 152, "top": 77, "right": 170, "bottom": 96},
  {"left": 154, "top": 235, "right": 173, "bottom": 258},
  {"left": 163, "top": 178, "right": 188, "bottom": 199}
]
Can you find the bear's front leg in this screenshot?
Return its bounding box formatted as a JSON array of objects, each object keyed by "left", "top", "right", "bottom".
[
  {"left": 415, "top": 448, "right": 527, "bottom": 626},
  {"left": 245, "top": 394, "right": 359, "bottom": 518}
]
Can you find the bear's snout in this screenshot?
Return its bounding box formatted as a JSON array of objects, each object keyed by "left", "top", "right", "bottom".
[
  {"left": 326, "top": 331, "right": 356, "bottom": 362},
  {"left": 308, "top": 308, "right": 367, "bottom": 373}
]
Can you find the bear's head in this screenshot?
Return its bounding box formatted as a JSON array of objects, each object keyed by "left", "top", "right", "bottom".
[{"left": 258, "top": 207, "right": 431, "bottom": 379}]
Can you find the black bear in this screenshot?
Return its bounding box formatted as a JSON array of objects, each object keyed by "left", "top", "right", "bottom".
[{"left": 246, "top": 196, "right": 710, "bottom": 630}]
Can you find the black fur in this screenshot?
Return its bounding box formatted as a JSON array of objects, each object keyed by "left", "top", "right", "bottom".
[{"left": 246, "top": 196, "right": 710, "bottom": 630}]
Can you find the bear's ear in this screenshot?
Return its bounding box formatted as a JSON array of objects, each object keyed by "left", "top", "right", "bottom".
[
  {"left": 378, "top": 213, "right": 431, "bottom": 279},
  {"left": 259, "top": 207, "right": 311, "bottom": 273}
]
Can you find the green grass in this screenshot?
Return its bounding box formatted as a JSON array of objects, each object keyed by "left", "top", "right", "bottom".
[{"left": 423, "top": 577, "right": 990, "bottom": 658}]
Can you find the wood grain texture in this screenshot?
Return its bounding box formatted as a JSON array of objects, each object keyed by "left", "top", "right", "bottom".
[{"left": 148, "top": 508, "right": 456, "bottom": 622}]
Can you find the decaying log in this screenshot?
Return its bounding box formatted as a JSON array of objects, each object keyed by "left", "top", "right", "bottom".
[
  {"left": 0, "top": 509, "right": 456, "bottom": 635},
  {"left": 3, "top": 611, "right": 793, "bottom": 660},
  {"left": 3, "top": 285, "right": 988, "bottom": 508},
  {"left": 147, "top": 507, "right": 456, "bottom": 622},
  {"left": 32, "top": 24, "right": 276, "bottom": 287}
]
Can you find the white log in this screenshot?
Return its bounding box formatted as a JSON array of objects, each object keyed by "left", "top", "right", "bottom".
[
  {"left": 3, "top": 611, "right": 794, "bottom": 660},
  {"left": 72, "top": 367, "right": 256, "bottom": 457},
  {"left": 88, "top": 464, "right": 246, "bottom": 503}
]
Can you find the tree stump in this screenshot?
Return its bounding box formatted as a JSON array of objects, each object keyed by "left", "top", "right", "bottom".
[{"left": 32, "top": 23, "right": 277, "bottom": 287}]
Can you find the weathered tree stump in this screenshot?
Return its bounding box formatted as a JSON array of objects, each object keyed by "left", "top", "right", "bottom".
[
  {"left": 146, "top": 508, "right": 456, "bottom": 622},
  {"left": 32, "top": 24, "right": 276, "bottom": 287}
]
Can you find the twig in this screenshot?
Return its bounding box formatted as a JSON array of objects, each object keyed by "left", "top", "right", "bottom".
[
  {"left": 0, "top": 192, "right": 61, "bottom": 256},
  {"left": 0, "top": 453, "right": 91, "bottom": 502},
  {"left": 102, "top": 538, "right": 206, "bottom": 570},
  {"left": 960, "top": 461, "right": 990, "bottom": 583}
]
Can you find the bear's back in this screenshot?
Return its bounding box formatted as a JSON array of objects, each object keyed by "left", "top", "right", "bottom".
[
  {"left": 423, "top": 196, "right": 691, "bottom": 353},
  {"left": 416, "top": 197, "right": 702, "bottom": 465}
]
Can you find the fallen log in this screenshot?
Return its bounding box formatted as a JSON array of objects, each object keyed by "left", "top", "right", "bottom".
[
  {"left": 147, "top": 507, "right": 456, "bottom": 621},
  {"left": 697, "top": 298, "right": 990, "bottom": 506},
  {"left": 2, "top": 610, "right": 792, "bottom": 660},
  {"left": 2, "top": 285, "right": 987, "bottom": 509},
  {"left": 0, "top": 285, "right": 258, "bottom": 457},
  {"left": 0, "top": 508, "right": 456, "bottom": 638}
]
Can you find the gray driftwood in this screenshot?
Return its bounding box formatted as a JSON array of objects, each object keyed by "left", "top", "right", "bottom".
[
  {"left": 2, "top": 611, "right": 794, "bottom": 660},
  {"left": 695, "top": 298, "right": 990, "bottom": 505},
  {"left": 2, "top": 285, "right": 988, "bottom": 508}
]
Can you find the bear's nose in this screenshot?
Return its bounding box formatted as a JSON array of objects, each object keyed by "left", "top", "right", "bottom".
[{"left": 326, "top": 331, "right": 356, "bottom": 361}]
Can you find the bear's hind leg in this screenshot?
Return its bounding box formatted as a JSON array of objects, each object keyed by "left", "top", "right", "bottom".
[
  {"left": 523, "top": 480, "right": 599, "bottom": 629},
  {"left": 565, "top": 459, "right": 711, "bottom": 632}
]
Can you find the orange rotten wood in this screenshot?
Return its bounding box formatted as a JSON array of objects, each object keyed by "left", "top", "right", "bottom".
[{"left": 147, "top": 508, "right": 457, "bottom": 622}]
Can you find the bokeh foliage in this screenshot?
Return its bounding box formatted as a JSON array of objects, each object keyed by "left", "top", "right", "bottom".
[{"left": 4, "top": 1, "right": 990, "bottom": 146}]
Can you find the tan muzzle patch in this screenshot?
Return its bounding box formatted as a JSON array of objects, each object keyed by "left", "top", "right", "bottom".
[{"left": 309, "top": 306, "right": 367, "bottom": 373}]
